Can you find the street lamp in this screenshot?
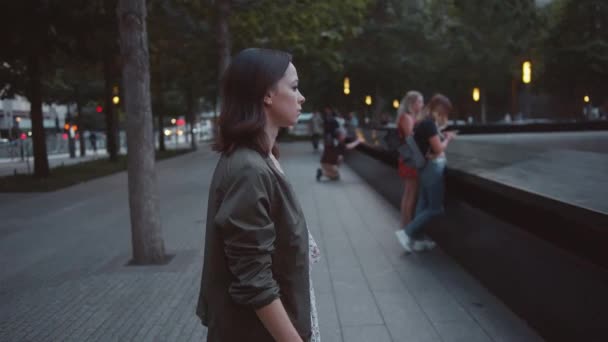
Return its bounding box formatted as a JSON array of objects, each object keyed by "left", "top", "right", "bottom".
[
  {"left": 365, "top": 95, "right": 372, "bottom": 106},
  {"left": 343, "top": 77, "right": 350, "bottom": 95},
  {"left": 112, "top": 96, "right": 120, "bottom": 105},
  {"left": 584, "top": 95, "right": 590, "bottom": 103},
  {"left": 522, "top": 60, "right": 532, "bottom": 84},
  {"left": 472, "top": 87, "right": 480, "bottom": 102},
  {"left": 171, "top": 118, "right": 177, "bottom": 125},
  {"left": 392, "top": 99, "right": 399, "bottom": 109}
]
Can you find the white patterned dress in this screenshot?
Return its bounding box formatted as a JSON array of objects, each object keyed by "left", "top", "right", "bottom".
[
  {"left": 269, "top": 154, "right": 320, "bottom": 342},
  {"left": 308, "top": 233, "right": 321, "bottom": 342}
]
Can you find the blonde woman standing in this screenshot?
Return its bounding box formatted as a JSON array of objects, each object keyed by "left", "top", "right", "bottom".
[{"left": 395, "top": 91, "right": 424, "bottom": 228}]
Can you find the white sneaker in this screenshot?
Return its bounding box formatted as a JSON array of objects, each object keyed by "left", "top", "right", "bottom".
[
  {"left": 420, "top": 238, "right": 437, "bottom": 251},
  {"left": 411, "top": 240, "right": 428, "bottom": 252},
  {"left": 395, "top": 230, "right": 412, "bottom": 253}
]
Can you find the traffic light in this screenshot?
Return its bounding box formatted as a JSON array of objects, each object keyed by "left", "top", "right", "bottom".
[{"left": 96, "top": 105, "right": 103, "bottom": 113}]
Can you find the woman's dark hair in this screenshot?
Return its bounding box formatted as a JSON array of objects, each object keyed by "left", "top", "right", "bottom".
[
  {"left": 423, "top": 94, "right": 453, "bottom": 125},
  {"left": 214, "top": 48, "right": 292, "bottom": 156},
  {"left": 427, "top": 94, "right": 452, "bottom": 113}
]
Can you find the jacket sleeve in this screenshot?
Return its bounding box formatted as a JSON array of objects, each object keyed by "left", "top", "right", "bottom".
[{"left": 214, "top": 165, "right": 280, "bottom": 309}]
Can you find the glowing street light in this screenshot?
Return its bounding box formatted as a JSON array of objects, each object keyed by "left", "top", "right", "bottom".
[
  {"left": 522, "top": 60, "right": 532, "bottom": 84},
  {"left": 343, "top": 77, "right": 350, "bottom": 95},
  {"left": 171, "top": 118, "right": 177, "bottom": 125},
  {"left": 365, "top": 95, "right": 372, "bottom": 106},
  {"left": 393, "top": 99, "right": 399, "bottom": 109},
  {"left": 584, "top": 95, "right": 590, "bottom": 103},
  {"left": 472, "top": 87, "right": 480, "bottom": 102},
  {"left": 112, "top": 96, "right": 120, "bottom": 105}
]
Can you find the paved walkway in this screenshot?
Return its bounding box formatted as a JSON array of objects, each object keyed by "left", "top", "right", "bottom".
[{"left": 0, "top": 143, "right": 542, "bottom": 341}]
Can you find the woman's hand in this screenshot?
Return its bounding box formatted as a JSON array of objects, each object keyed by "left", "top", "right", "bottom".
[
  {"left": 443, "top": 130, "right": 458, "bottom": 141},
  {"left": 256, "top": 299, "right": 303, "bottom": 342}
]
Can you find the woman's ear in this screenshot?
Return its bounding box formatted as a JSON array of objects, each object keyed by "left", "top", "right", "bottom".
[
  {"left": 264, "top": 92, "right": 273, "bottom": 106},
  {"left": 264, "top": 94, "right": 272, "bottom": 105}
]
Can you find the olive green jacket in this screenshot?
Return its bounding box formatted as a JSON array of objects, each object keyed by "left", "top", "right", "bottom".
[{"left": 197, "top": 148, "right": 311, "bottom": 341}]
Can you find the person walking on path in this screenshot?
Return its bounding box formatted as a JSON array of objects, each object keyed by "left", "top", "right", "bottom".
[
  {"left": 396, "top": 91, "right": 424, "bottom": 229},
  {"left": 89, "top": 132, "right": 98, "bottom": 155},
  {"left": 395, "top": 94, "right": 457, "bottom": 253},
  {"left": 310, "top": 111, "right": 324, "bottom": 151},
  {"left": 345, "top": 112, "right": 359, "bottom": 142},
  {"left": 316, "top": 127, "right": 362, "bottom": 181},
  {"left": 196, "top": 48, "right": 320, "bottom": 342},
  {"left": 322, "top": 107, "right": 339, "bottom": 147}
]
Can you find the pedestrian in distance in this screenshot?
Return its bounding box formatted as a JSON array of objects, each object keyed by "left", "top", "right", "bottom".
[
  {"left": 316, "top": 127, "right": 362, "bottom": 181},
  {"left": 196, "top": 48, "right": 321, "bottom": 342},
  {"left": 322, "top": 106, "right": 338, "bottom": 147},
  {"left": 89, "top": 132, "right": 98, "bottom": 155},
  {"left": 310, "top": 110, "right": 324, "bottom": 151},
  {"left": 345, "top": 111, "right": 359, "bottom": 142},
  {"left": 395, "top": 94, "right": 457, "bottom": 253}
]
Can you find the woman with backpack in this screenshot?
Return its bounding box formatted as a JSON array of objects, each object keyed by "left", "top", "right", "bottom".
[{"left": 395, "top": 94, "right": 457, "bottom": 253}]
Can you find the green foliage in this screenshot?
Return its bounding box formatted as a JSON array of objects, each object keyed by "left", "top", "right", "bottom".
[
  {"left": 2, "top": 0, "right": 605, "bottom": 123},
  {"left": 542, "top": 0, "right": 608, "bottom": 99}
]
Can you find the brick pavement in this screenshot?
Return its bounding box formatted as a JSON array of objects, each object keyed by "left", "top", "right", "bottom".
[{"left": 0, "top": 142, "right": 542, "bottom": 341}]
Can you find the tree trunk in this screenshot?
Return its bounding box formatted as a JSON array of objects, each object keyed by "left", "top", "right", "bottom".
[
  {"left": 104, "top": 57, "right": 119, "bottom": 161},
  {"left": 511, "top": 76, "right": 518, "bottom": 117},
  {"left": 118, "top": 0, "right": 166, "bottom": 265},
  {"left": 481, "top": 87, "right": 487, "bottom": 124},
  {"left": 216, "top": 0, "right": 232, "bottom": 82},
  {"left": 215, "top": 0, "right": 231, "bottom": 118},
  {"left": 27, "top": 54, "right": 50, "bottom": 178}
]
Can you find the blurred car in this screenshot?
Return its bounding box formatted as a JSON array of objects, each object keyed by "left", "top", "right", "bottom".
[{"left": 289, "top": 112, "right": 313, "bottom": 136}]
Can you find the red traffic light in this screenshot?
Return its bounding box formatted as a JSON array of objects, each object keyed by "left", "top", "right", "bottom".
[
  {"left": 96, "top": 106, "right": 103, "bottom": 113},
  {"left": 20, "top": 133, "right": 27, "bottom": 140},
  {"left": 176, "top": 118, "right": 186, "bottom": 126}
]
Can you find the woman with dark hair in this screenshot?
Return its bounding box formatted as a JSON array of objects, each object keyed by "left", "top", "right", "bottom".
[
  {"left": 197, "top": 48, "right": 320, "bottom": 342},
  {"left": 395, "top": 94, "right": 457, "bottom": 253}
]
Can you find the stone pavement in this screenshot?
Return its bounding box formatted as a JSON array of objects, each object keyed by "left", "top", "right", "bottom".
[{"left": 0, "top": 142, "right": 542, "bottom": 342}]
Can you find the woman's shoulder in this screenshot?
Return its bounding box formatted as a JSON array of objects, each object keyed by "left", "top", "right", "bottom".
[{"left": 221, "top": 148, "right": 271, "bottom": 175}]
